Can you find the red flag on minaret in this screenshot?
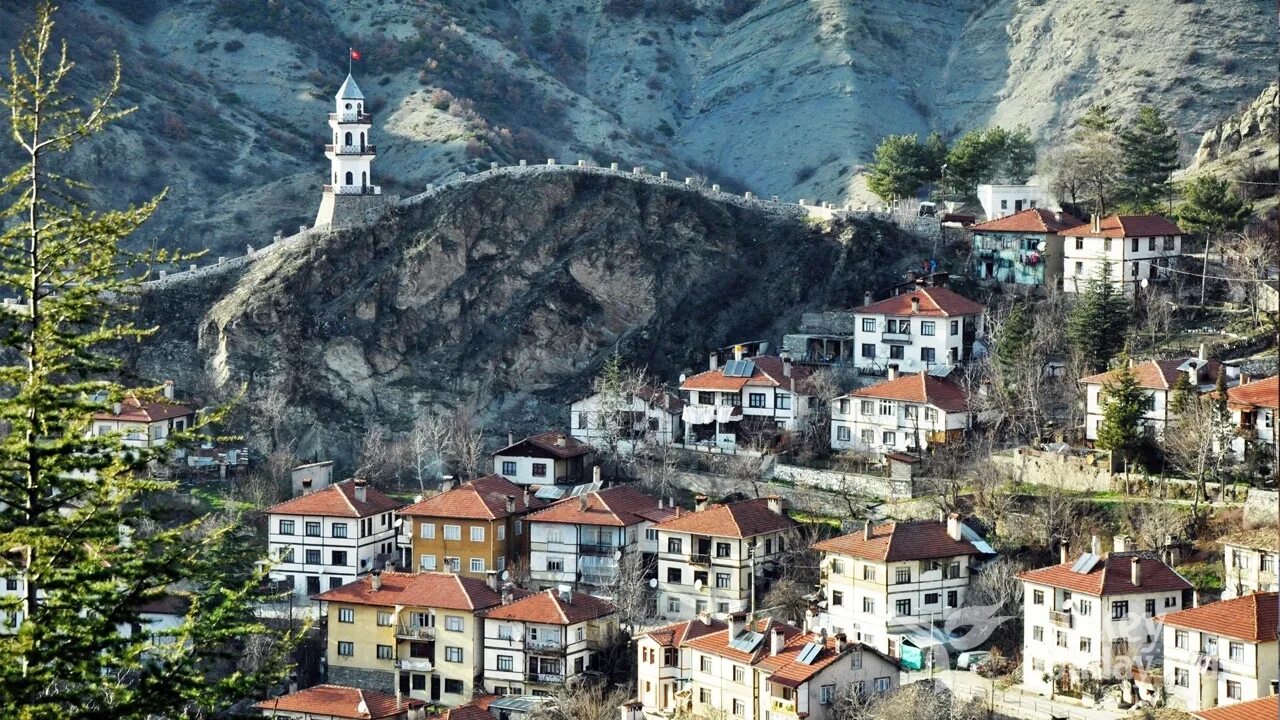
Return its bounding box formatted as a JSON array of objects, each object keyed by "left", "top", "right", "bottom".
[{"left": 350, "top": 48, "right": 362, "bottom": 61}]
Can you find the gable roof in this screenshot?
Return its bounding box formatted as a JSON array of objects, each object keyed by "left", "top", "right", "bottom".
[
  {"left": 313, "top": 571, "right": 503, "bottom": 610},
  {"left": 481, "top": 589, "right": 615, "bottom": 625},
  {"left": 847, "top": 372, "right": 969, "bottom": 413},
  {"left": 526, "top": 485, "right": 676, "bottom": 527},
  {"left": 1058, "top": 214, "right": 1184, "bottom": 238},
  {"left": 336, "top": 73, "right": 364, "bottom": 100},
  {"left": 652, "top": 498, "right": 796, "bottom": 539},
  {"left": 431, "top": 701, "right": 495, "bottom": 720},
  {"left": 854, "top": 286, "right": 984, "bottom": 318},
  {"left": 398, "top": 475, "right": 546, "bottom": 520},
  {"left": 755, "top": 633, "right": 881, "bottom": 689},
  {"left": 92, "top": 395, "right": 195, "bottom": 423},
  {"left": 970, "top": 208, "right": 1083, "bottom": 234},
  {"left": 254, "top": 685, "right": 424, "bottom": 719},
  {"left": 1193, "top": 696, "right": 1278, "bottom": 720},
  {"left": 682, "top": 617, "right": 802, "bottom": 663},
  {"left": 1160, "top": 592, "right": 1278, "bottom": 642},
  {"left": 812, "top": 520, "right": 982, "bottom": 562},
  {"left": 266, "top": 479, "right": 400, "bottom": 518},
  {"left": 642, "top": 617, "right": 728, "bottom": 647},
  {"left": 1227, "top": 375, "right": 1279, "bottom": 410},
  {"left": 494, "top": 431, "right": 591, "bottom": 460},
  {"left": 1220, "top": 527, "right": 1280, "bottom": 553},
  {"left": 635, "top": 385, "right": 687, "bottom": 413},
  {"left": 1080, "top": 358, "right": 1223, "bottom": 391},
  {"left": 680, "top": 355, "right": 816, "bottom": 394},
  {"left": 1016, "top": 552, "right": 1192, "bottom": 596}
]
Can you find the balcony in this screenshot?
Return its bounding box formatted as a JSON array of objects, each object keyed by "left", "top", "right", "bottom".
[
  {"left": 396, "top": 658, "right": 433, "bottom": 672},
  {"left": 770, "top": 697, "right": 797, "bottom": 717},
  {"left": 578, "top": 543, "right": 616, "bottom": 557},
  {"left": 329, "top": 111, "right": 372, "bottom": 124},
  {"left": 1049, "top": 610, "right": 1073, "bottom": 629},
  {"left": 688, "top": 553, "right": 711, "bottom": 566},
  {"left": 882, "top": 330, "right": 912, "bottom": 343},
  {"left": 526, "top": 671, "right": 565, "bottom": 684},
  {"left": 324, "top": 144, "right": 377, "bottom": 155},
  {"left": 322, "top": 184, "right": 382, "bottom": 196},
  {"left": 397, "top": 624, "right": 435, "bottom": 640},
  {"left": 527, "top": 638, "right": 565, "bottom": 654}
]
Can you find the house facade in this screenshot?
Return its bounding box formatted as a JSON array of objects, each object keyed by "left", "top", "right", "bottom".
[
  {"left": 1017, "top": 545, "right": 1192, "bottom": 697},
  {"left": 1081, "top": 355, "right": 1226, "bottom": 442},
  {"left": 975, "top": 183, "right": 1052, "bottom": 222},
  {"left": 314, "top": 571, "right": 502, "bottom": 706},
  {"left": 1220, "top": 529, "right": 1279, "bottom": 599},
  {"left": 479, "top": 589, "right": 617, "bottom": 696},
  {"left": 570, "top": 386, "right": 685, "bottom": 454},
  {"left": 1060, "top": 214, "right": 1184, "bottom": 295},
  {"left": 830, "top": 371, "right": 969, "bottom": 455},
  {"left": 89, "top": 387, "right": 196, "bottom": 458},
  {"left": 493, "top": 432, "right": 593, "bottom": 486},
  {"left": 679, "top": 352, "right": 815, "bottom": 450},
  {"left": 969, "top": 208, "right": 1081, "bottom": 288},
  {"left": 266, "top": 479, "right": 401, "bottom": 598},
  {"left": 1161, "top": 592, "right": 1279, "bottom": 711},
  {"left": 1226, "top": 376, "right": 1278, "bottom": 462},
  {"left": 397, "top": 475, "right": 546, "bottom": 579},
  {"left": 634, "top": 617, "right": 727, "bottom": 719},
  {"left": 851, "top": 287, "right": 984, "bottom": 376},
  {"left": 811, "top": 516, "right": 984, "bottom": 660},
  {"left": 652, "top": 496, "right": 796, "bottom": 619}
]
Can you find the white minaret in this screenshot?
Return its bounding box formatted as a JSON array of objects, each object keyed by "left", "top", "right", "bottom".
[{"left": 314, "top": 73, "right": 384, "bottom": 229}]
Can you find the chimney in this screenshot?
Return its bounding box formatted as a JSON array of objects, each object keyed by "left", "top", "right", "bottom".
[
  {"left": 1054, "top": 210, "right": 1063, "bottom": 224},
  {"left": 733, "top": 344, "right": 744, "bottom": 361},
  {"left": 592, "top": 466, "right": 601, "bottom": 483},
  {"left": 354, "top": 478, "right": 368, "bottom": 503},
  {"left": 770, "top": 626, "right": 786, "bottom": 656},
  {"left": 162, "top": 380, "right": 175, "bottom": 400},
  {"left": 508, "top": 431, "right": 514, "bottom": 446},
  {"left": 112, "top": 401, "right": 122, "bottom": 416},
  {"left": 1192, "top": 589, "right": 1200, "bottom": 608},
  {"left": 700, "top": 613, "right": 712, "bottom": 626},
  {"left": 556, "top": 434, "right": 567, "bottom": 448},
  {"left": 559, "top": 585, "right": 573, "bottom": 604},
  {"left": 709, "top": 352, "right": 719, "bottom": 371},
  {"left": 501, "top": 584, "right": 513, "bottom": 605},
  {"left": 1130, "top": 556, "right": 1142, "bottom": 587},
  {"left": 1198, "top": 341, "right": 1208, "bottom": 361},
  {"left": 906, "top": 270, "right": 917, "bottom": 283},
  {"left": 1090, "top": 534, "right": 1100, "bottom": 556},
  {"left": 371, "top": 569, "right": 382, "bottom": 591},
  {"left": 863, "top": 291, "right": 872, "bottom": 306},
  {"left": 485, "top": 572, "right": 498, "bottom": 591},
  {"left": 506, "top": 495, "right": 516, "bottom": 514},
  {"left": 301, "top": 478, "right": 314, "bottom": 495},
  {"left": 782, "top": 351, "right": 792, "bottom": 378},
  {"left": 863, "top": 521, "right": 874, "bottom": 541},
  {"left": 1059, "top": 539, "right": 1070, "bottom": 565},
  {"left": 819, "top": 628, "right": 828, "bottom": 647},
  {"left": 578, "top": 495, "right": 588, "bottom": 511},
  {"left": 887, "top": 363, "right": 899, "bottom": 381},
  {"left": 1114, "top": 535, "right": 1130, "bottom": 553},
  {"left": 728, "top": 611, "right": 747, "bottom": 638},
  {"left": 523, "top": 488, "right": 532, "bottom": 508},
  {"left": 835, "top": 633, "right": 848, "bottom": 654},
  {"left": 695, "top": 495, "right": 709, "bottom": 512},
  {"left": 946, "top": 513, "right": 962, "bottom": 542},
  {"left": 766, "top": 496, "right": 785, "bottom": 515},
  {"left": 910, "top": 296, "right": 921, "bottom": 314},
  {"left": 385, "top": 559, "right": 395, "bottom": 572}
]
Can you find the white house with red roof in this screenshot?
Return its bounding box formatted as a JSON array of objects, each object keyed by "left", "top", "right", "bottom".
[
  {"left": 811, "top": 515, "right": 986, "bottom": 660},
  {"left": 493, "top": 432, "right": 593, "bottom": 486},
  {"left": 569, "top": 385, "right": 685, "bottom": 454},
  {"left": 976, "top": 183, "right": 1053, "bottom": 222},
  {"left": 678, "top": 349, "right": 816, "bottom": 450},
  {"left": 970, "top": 208, "right": 1082, "bottom": 288},
  {"left": 1161, "top": 591, "right": 1279, "bottom": 711},
  {"left": 266, "top": 479, "right": 402, "bottom": 598},
  {"left": 1017, "top": 539, "right": 1192, "bottom": 697},
  {"left": 1221, "top": 528, "right": 1280, "bottom": 599},
  {"left": 634, "top": 616, "right": 727, "bottom": 718},
  {"left": 90, "top": 384, "right": 195, "bottom": 457},
  {"left": 254, "top": 684, "right": 427, "bottom": 720},
  {"left": 1060, "top": 214, "right": 1184, "bottom": 295},
  {"left": 525, "top": 485, "right": 679, "bottom": 591},
  {"left": 851, "top": 286, "right": 984, "bottom": 376},
  {"left": 1080, "top": 351, "right": 1228, "bottom": 442},
  {"left": 830, "top": 370, "right": 970, "bottom": 455},
  {"left": 478, "top": 588, "right": 617, "bottom": 696},
  {"left": 1225, "top": 376, "right": 1278, "bottom": 462},
  {"left": 651, "top": 496, "right": 796, "bottom": 619}
]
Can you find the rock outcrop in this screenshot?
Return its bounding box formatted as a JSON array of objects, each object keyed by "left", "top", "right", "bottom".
[{"left": 1193, "top": 83, "right": 1279, "bottom": 167}]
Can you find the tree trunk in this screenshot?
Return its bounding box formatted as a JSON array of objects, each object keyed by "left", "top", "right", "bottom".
[{"left": 1200, "top": 235, "right": 1212, "bottom": 307}]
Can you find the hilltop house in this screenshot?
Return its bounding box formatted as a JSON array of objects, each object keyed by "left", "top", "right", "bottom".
[
  {"left": 89, "top": 384, "right": 196, "bottom": 459},
  {"left": 811, "top": 515, "right": 988, "bottom": 662},
  {"left": 1161, "top": 592, "right": 1279, "bottom": 711},
  {"left": 969, "top": 208, "right": 1082, "bottom": 288},
  {"left": 1060, "top": 214, "right": 1184, "bottom": 295},
  {"left": 1226, "top": 376, "right": 1278, "bottom": 462},
  {"left": 569, "top": 385, "right": 685, "bottom": 454},
  {"left": 830, "top": 370, "right": 969, "bottom": 455},
  {"left": 976, "top": 183, "right": 1052, "bottom": 222},
  {"left": 525, "top": 485, "right": 678, "bottom": 592},
  {"left": 851, "top": 287, "right": 984, "bottom": 376},
  {"left": 493, "top": 432, "right": 593, "bottom": 486},
  {"left": 314, "top": 571, "right": 503, "bottom": 706},
  {"left": 1017, "top": 539, "right": 1192, "bottom": 697},
  {"left": 253, "top": 685, "right": 427, "bottom": 720},
  {"left": 1081, "top": 352, "right": 1227, "bottom": 442},
  {"left": 678, "top": 351, "right": 816, "bottom": 450},
  {"left": 397, "top": 475, "right": 546, "bottom": 578},
  {"left": 1220, "top": 528, "right": 1279, "bottom": 599},
  {"left": 266, "top": 479, "right": 401, "bottom": 598},
  {"left": 479, "top": 588, "right": 618, "bottom": 696},
  {"left": 652, "top": 496, "right": 797, "bottom": 619}
]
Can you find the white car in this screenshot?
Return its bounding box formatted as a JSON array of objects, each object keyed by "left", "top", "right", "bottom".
[{"left": 955, "top": 650, "right": 991, "bottom": 671}]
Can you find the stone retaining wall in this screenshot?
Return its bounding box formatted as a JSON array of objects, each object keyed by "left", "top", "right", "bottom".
[
  {"left": 326, "top": 665, "right": 396, "bottom": 694},
  {"left": 769, "top": 462, "right": 913, "bottom": 499}
]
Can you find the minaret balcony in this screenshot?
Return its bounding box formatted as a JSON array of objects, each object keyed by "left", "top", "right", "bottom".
[
  {"left": 329, "top": 111, "right": 372, "bottom": 124},
  {"left": 325, "top": 144, "right": 377, "bottom": 156},
  {"left": 323, "top": 184, "right": 382, "bottom": 196}
]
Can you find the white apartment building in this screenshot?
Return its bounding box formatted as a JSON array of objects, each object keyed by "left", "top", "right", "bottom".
[
  {"left": 634, "top": 617, "right": 727, "bottom": 718},
  {"left": 525, "top": 486, "right": 677, "bottom": 591},
  {"left": 652, "top": 496, "right": 796, "bottom": 619},
  {"left": 480, "top": 588, "right": 617, "bottom": 696},
  {"left": 1081, "top": 353, "right": 1230, "bottom": 442},
  {"left": 830, "top": 371, "right": 969, "bottom": 455},
  {"left": 570, "top": 385, "right": 685, "bottom": 454},
  {"left": 1060, "top": 214, "right": 1183, "bottom": 295},
  {"left": 266, "top": 479, "right": 401, "bottom": 598},
  {"left": 493, "top": 432, "right": 594, "bottom": 486},
  {"left": 1162, "top": 592, "right": 1279, "bottom": 711},
  {"left": 679, "top": 352, "right": 815, "bottom": 449},
  {"left": 1220, "top": 529, "right": 1279, "bottom": 599},
  {"left": 811, "top": 515, "right": 987, "bottom": 661},
  {"left": 851, "top": 287, "right": 984, "bottom": 375},
  {"left": 976, "top": 183, "right": 1054, "bottom": 222},
  {"left": 1226, "top": 376, "right": 1278, "bottom": 462},
  {"left": 1017, "top": 542, "right": 1192, "bottom": 697}
]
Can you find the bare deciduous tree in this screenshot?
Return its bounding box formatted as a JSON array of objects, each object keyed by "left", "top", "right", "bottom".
[
  {"left": 449, "top": 408, "right": 487, "bottom": 481},
  {"left": 355, "top": 425, "right": 405, "bottom": 487},
  {"left": 406, "top": 413, "right": 453, "bottom": 492},
  {"left": 530, "top": 682, "right": 637, "bottom": 720},
  {"left": 606, "top": 549, "right": 656, "bottom": 633}
]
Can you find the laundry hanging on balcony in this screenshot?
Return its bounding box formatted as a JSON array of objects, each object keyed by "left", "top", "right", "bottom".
[
  {"left": 716, "top": 405, "right": 743, "bottom": 423},
  {"left": 681, "top": 405, "right": 717, "bottom": 425}
]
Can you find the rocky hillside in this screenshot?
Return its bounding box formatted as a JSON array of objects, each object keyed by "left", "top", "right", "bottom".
[
  {"left": 125, "top": 169, "right": 924, "bottom": 464},
  {"left": 1186, "top": 82, "right": 1278, "bottom": 213},
  {"left": 0, "top": 0, "right": 1271, "bottom": 256}
]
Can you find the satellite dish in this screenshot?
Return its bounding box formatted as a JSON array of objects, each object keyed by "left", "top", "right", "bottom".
[
  {"left": 649, "top": 578, "right": 658, "bottom": 588},
  {"left": 613, "top": 550, "right": 622, "bottom": 561},
  {"left": 393, "top": 518, "right": 403, "bottom": 528},
  {"left": 500, "top": 570, "right": 509, "bottom": 581},
  {"left": 679, "top": 373, "right": 687, "bottom": 383},
  {"left": 1036, "top": 241, "right": 1047, "bottom": 252},
  {"left": 694, "top": 579, "right": 704, "bottom": 591},
  {"left": 1140, "top": 278, "right": 1150, "bottom": 288},
  {"left": 1061, "top": 599, "right": 1073, "bottom": 610}
]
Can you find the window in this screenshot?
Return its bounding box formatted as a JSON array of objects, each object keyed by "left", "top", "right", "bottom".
[
  {"left": 862, "top": 318, "right": 877, "bottom": 332},
  {"left": 1229, "top": 641, "right": 1244, "bottom": 662},
  {"left": 748, "top": 393, "right": 766, "bottom": 408},
  {"left": 947, "top": 590, "right": 958, "bottom": 607},
  {"left": 376, "top": 644, "right": 393, "bottom": 660},
  {"left": 716, "top": 573, "right": 731, "bottom": 589},
  {"left": 921, "top": 321, "right": 935, "bottom": 336},
  {"left": 699, "top": 689, "right": 711, "bottom": 704},
  {"left": 645, "top": 528, "right": 658, "bottom": 542},
  {"left": 1112, "top": 638, "right": 1129, "bottom": 656},
  {"left": 950, "top": 320, "right": 959, "bottom": 335},
  {"left": 874, "top": 677, "right": 891, "bottom": 693},
  {"left": 925, "top": 407, "right": 937, "bottom": 422},
  {"left": 837, "top": 426, "right": 851, "bottom": 442},
  {"left": 733, "top": 665, "right": 745, "bottom": 683},
  {"left": 895, "top": 599, "right": 911, "bottom": 616},
  {"left": 700, "top": 655, "right": 712, "bottom": 673},
  {"left": 1164, "top": 236, "right": 1176, "bottom": 250},
  {"left": 1165, "top": 596, "right": 1177, "bottom": 608},
  {"left": 699, "top": 391, "right": 715, "bottom": 405},
  {"left": 546, "top": 558, "right": 564, "bottom": 572},
  {"left": 376, "top": 611, "right": 393, "bottom": 626},
  {"left": 548, "top": 529, "right": 563, "bottom": 544},
  {"left": 1112, "top": 601, "right": 1128, "bottom": 620},
  {"left": 1131, "top": 237, "right": 1139, "bottom": 252},
  {"left": 338, "top": 607, "right": 355, "bottom": 623},
  {"left": 1033, "top": 626, "right": 1044, "bottom": 641},
  {"left": 1031, "top": 658, "right": 1044, "bottom": 672},
  {"left": 1078, "top": 599, "right": 1092, "bottom": 616},
  {"left": 821, "top": 684, "right": 836, "bottom": 704},
  {"left": 1148, "top": 237, "right": 1156, "bottom": 251},
  {"left": 882, "top": 431, "right": 896, "bottom": 446},
  {"left": 863, "top": 597, "right": 875, "bottom": 613},
  {"left": 860, "top": 400, "right": 874, "bottom": 415},
  {"left": 878, "top": 399, "right": 893, "bottom": 416},
  {"left": 276, "top": 546, "right": 295, "bottom": 563},
  {"left": 861, "top": 343, "right": 875, "bottom": 358},
  {"left": 732, "top": 699, "right": 746, "bottom": 717},
  {"left": 1174, "top": 668, "right": 1189, "bottom": 688},
  {"left": 831, "top": 559, "right": 844, "bottom": 574},
  {"left": 498, "top": 655, "right": 514, "bottom": 671},
  {"left": 305, "top": 521, "right": 321, "bottom": 537},
  {"left": 775, "top": 393, "right": 791, "bottom": 410},
  {"left": 717, "top": 542, "right": 731, "bottom": 558},
  {"left": 337, "top": 641, "right": 354, "bottom": 656},
  {"left": 446, "top": 615, "right": 464, "bottom": 632},
  {"left": 532, "top": 463, "right": 547, "bottom": 478},
  {"left": 860, "top": 429, "right": 874, "bottom": 445},
  {"left": 420, "top": 554, "right": 437, "bottom": 571},
  {"left": 667, "top": 537, "right": 682, "bottom": 554},
  {"left": 850, "top": 650, "right": 862, "bottom": 669},
  {"left": 1000, "top": 199, "right": 1007, "bottom": 209},
  {"left": 497, "top": 525, "right": 506, "bottom": 541},
  {"left": 1227, "top": 681, "right": 1242, "bottom": 700},
  {"left": 921, "top": 347, "right": 936, "bottom": 363},
  {"left": 924, "top": 592, "right": 939, "bottom": 605},
  {"left": 1174, "top": 630, "right": 1188, "bottom": 649},
  {"left": 1032, "top": 589, "right": 1044, "bottom": 605},
  {"left": 1080, "top": 637, "right": 1092, "bottom": 653},
  {"left": 863, "top": 566, "right": 876, "bottom": 581},
  {"left": 445, "top": 646, "right": 464, "bottom": 663},
  {"left": 470, "top": 558, "right": 486, "bottom": 573},
  {"left": 667, "top": 567, "right": 683, "bottom": 583},
  {"left": 668, "top": 597, "right": 681, "bottom": 613},
  {"left": 444, "top": 525, "right": 461, "bottom": 541},
  {"left": 279, "top": 519, "right": 295, "bottom": 535},
  {"left": 889, "top": 345, "right": 904, "bottom": 360},
  {"left": 331, "top": 550, "right": 347, "bottom": 566},
  {"left": 444, "top": 556, "right": 460, "bottom": 572},
  {"left": 471, "top": 526, "right": 485, "bottom": 542},
  {"left": 445, "top": 679, "right": 464, "bottom": 694},
  {"left": 832, "top": 590, "right": 844, "bottom": 606},
  {"left": 305, "top": 549, "right": 321, "bottom": 565},
  {"left": 1056, "top": 631, "right": 1067, "bottom": 648},
  {"left": 1074, "top": 261, "right": 1084, "bottom": 276},
  {"left": 1145, "top": 598, "right": 1156, "bottom": 617},
  {"left": 420, "top": 523, "right": 435, "bottom": 539},
  {"left": 1104, "top": 238, "right": 1112, "bottom": 252},
  {"left": 332, "top": 523, "right": 348, "bottom": 538},
  {"left": 895, "top": 568, "right": 911, "bottom": 585}
]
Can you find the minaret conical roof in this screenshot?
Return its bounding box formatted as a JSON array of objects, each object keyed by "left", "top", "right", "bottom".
[{"left": 336, "top": 73, "right": 364, "bottom": 101}]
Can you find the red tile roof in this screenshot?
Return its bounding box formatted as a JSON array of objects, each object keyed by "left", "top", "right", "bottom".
[
  {"left": 253, "top": 685, "right": 425, "bottom": 719},
  {"left": 1058, "top": 214, "right": 1184, "bottom": 238},
  {"left": 848, "top": 372, "right": 969, "bottom": 413},
  {"left": 92, "top": 395, "right": 195, "bottom": 423},
  {"left": 652, "top": 498, "right": 795, "bottom": 539},
  {"left": 1161, "top": 592, "right": 1278, "bottom": 642},
  {"left": 682, "top": 617, "right": 802, "bottom": 663},
  {"left": 812, "top": 520, "right": 981, "bottom": 562},
  {"left": 1193, "top": 695, "right": 1278, "bottom": 720},
  {"left": 266, "top": 479, "right": 401, "bottom": 518},
  {"left": 1080, "top": 358, "right": 1222, "bottom": 391},
  {"left": 854, "top": 287, "right": 984, "bottom": 318},
  {"left": 681, "top": 355, "right": 816, "bottom": 394},
  {"left": 481, "top": 588, "right": 615, "bottom": 625},
  {"left": 398, "top": 474, "right": 546, "bottom": 520},
  {"left": 1016, "top": 553, "right": 1192, "bottom": 596},
  {"left": 756, "top": 633, "right": 869, "bottom": 689},
  {"left": 495, "top": 431, "right": 591, "bottom": 459},
  {"left": 313, "top": 571, "right": 503, "bottom": 609},
  {"left": 431, "top": 705, "right": 493, "bottom": 720},
  {"left": 970, "top": 208, "right": 1083, "bottom": 234},
  {"left": 643, "top": 617, "right": 728, "bottom": 647},
  {"left": 1227, "top": 376, "right": 1279, "bottom": 410},
  {"left": 526, "top": 485, "right": 676, "bottom": 527}
]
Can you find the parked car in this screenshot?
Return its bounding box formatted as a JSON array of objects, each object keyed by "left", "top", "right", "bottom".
[{"left": 955, "top": 650, "right": 991, "bottom": 671}]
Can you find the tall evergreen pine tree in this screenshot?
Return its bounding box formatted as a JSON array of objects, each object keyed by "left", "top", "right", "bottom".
[
  {"left": 1095, "top": 354, "right": 1148, "bottom": 462},
  {"left": 994, "top": 303, "right": 1033, "bottom": 391},
  {"left": 1118, "top": 107, "right": 1179, "bottom": 212},
  {"left": 1067, "top": 261, "right": 1130, "bottom": 373}
]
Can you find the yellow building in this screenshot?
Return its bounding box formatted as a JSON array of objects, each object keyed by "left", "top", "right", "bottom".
[{"left": 315, "top": 571, "right": 502, "bottom": 706}]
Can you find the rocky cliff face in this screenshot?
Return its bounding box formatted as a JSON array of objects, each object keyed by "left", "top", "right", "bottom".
[
  {"left": 1193, "top": 82, "right": 1278, "bottom": 168},
  {"left": 127, "top": 170, "right": 922, "bottom": 464}
]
